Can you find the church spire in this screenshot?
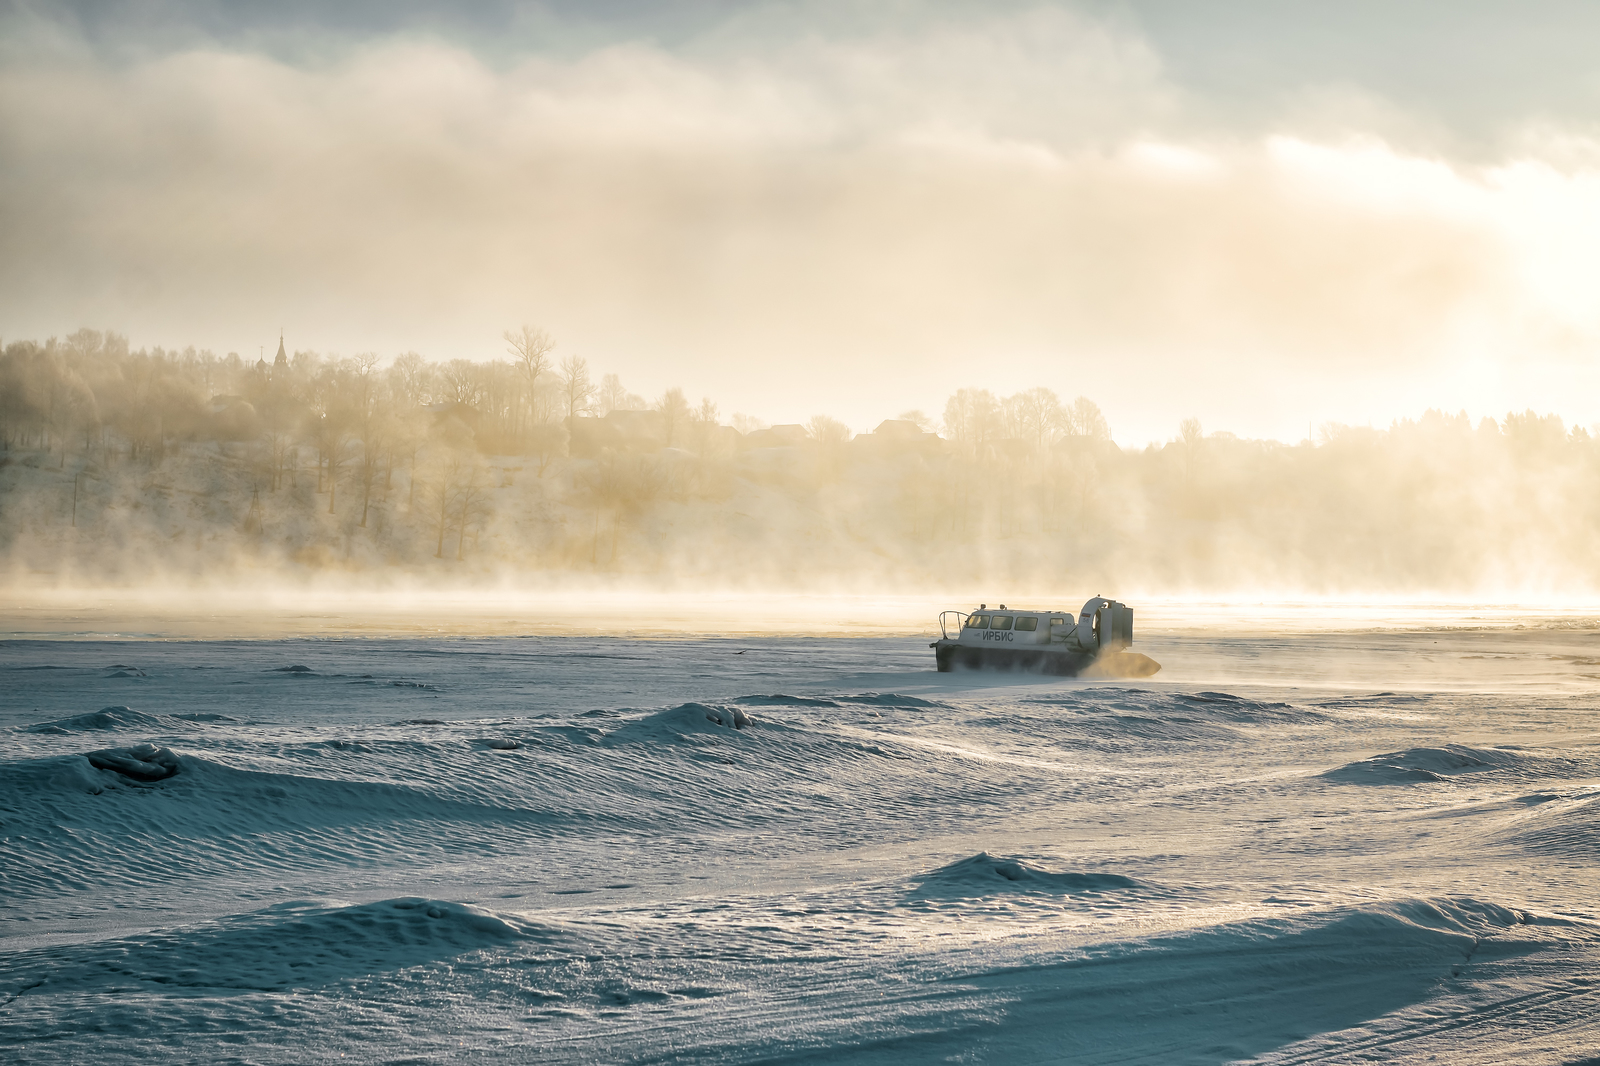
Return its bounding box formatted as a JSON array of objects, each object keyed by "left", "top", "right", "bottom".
[{"left": 273, "top": 330, "right": 288, "bottom": 371}]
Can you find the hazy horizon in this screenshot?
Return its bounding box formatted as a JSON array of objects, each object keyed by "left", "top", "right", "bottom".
[{"left": 4, "top": 329, "right": 1596, "bottom": 600}]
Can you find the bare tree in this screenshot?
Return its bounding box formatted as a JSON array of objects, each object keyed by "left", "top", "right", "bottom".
[
  {"left": 504, "top": 325, "right": 555, "bottom": 418},
  {"left": 263, "top": 428, "right": 293, "bottom": 490},
  {"left": 807, "top": 414, "right": 851, "bottom": 445},
  {"left": 388, "top": 405, "right": 430, "bottom": 511},
  {"left": 655, "top": 387, "right": 691, "bottom": 447},
  {"left": 419, "top": 455, "right": 461, "bottom": 558},
  {"left": 388, "top": 352, "right": 432, "bottom": 410},
  {"left": 1068, "top": 397, "right": 1111, "bottom": 440},
  {"left": 688, "top": 397, "right": 722, "bottom": 457},
  {"left": 597, "top": 373, "right": 645, "bottom": 414},
  {"left": 50, "top": 367, "right": 98, "bottom": 468},
  {"left": 575, "top": 451, "right": 626, "bottom": 565},
  {"left": 322, "top": 419, "right": 352, "bottom": 514},
  {"left": 355, "top": 432, "right": 386, "bottom": 525},
  {"left": 349, "top": 354, "right": 387, "bottom": 527},
  {"left": 1177, "top": 415, "right": 1203, "bottom": 481},
  {"left": 440, "top": 359, "right": 485, "bottom": 408},
  {"left": 452, "top": 461, "right": 492, "bottom": 560},
  {"left": 942, "top": 388, "right": 1003, "bottom": 452},
  {"left": 1006, "top": 387, "right": 1066, "bottom": 451},
  {"left": 312, "top": 361, "right": 356, "bottom": 514},
  {"left": 558, "top": 355, "right": 596, "bottom": 423}
]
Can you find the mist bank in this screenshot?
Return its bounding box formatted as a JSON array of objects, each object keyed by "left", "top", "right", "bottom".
[
  {"left": 11, "top": 12, "right": 1600, "bottom": 442},
  {"left": 1, "top": 330, "right": 1597, "bottom": 597}
]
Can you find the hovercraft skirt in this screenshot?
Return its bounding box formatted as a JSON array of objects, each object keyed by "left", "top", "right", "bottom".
[{"left": 934, "top": 640, "right": 1095, "bottom": 676}]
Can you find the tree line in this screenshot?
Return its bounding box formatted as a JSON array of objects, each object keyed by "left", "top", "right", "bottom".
[{"left": 2, "top": 326, "right": 1596, "bottom": 592}]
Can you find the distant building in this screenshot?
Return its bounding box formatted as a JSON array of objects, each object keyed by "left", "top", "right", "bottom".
[
  {"left": 871, "top": 419, "right": 926, "bottom": 439},
  {"left": 850, "top": 418, "right": 941, "bottom": 456},
  {"left": 606, "top": 408, "right": 668, "bottom": 447},
  {"left": 741, "top": 424, "right": 811, "bottom": 449},
  {"left": 566, "top": 414, "right": 618, "bottom": 458}
]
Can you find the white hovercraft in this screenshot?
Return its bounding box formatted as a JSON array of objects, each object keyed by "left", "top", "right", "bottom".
[{"left": 931, "top": 597, "right": 1160, "bottom": 677}]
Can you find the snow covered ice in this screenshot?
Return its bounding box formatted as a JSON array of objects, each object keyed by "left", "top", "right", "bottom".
[{"left": 6, "top": 619, "right": 1600, "bottom": 1063}]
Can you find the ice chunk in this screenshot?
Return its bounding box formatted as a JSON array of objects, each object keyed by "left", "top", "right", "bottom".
[{"left": 84, "top": 743, "right": 181, "bottom": 782}]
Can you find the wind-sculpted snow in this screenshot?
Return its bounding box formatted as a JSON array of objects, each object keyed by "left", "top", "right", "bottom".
[
  {"left": 1323, "top": 745, "right": 1522, "bottom": 784},
  {"left": 1314, "top": 691, "right": 1434, "bottom": 708},
  {"left": 0, "top": 747, "right": 633, "bottom": 905},
  {"left": 602, "top": 702, "right": 757, "bottom": 741},
  {"left": 1486, "top": 789, "right": 1600, "bottom": 858},
  {"left": 23, "top": 706, "right": 167, "bottom": 734},
  {"left": 731, "top": 693, "right": 852, "bottom": 708},
  {"left": 957, "top": 687, "right": 1336, "bottom": 755},
  {"left": 22, "top": 706, "right": 245, "bottom": 735},
  {"left": 732, "top": 692, "right": 942, "bottom": 710},
  {"left": 1, "top": 897, "right": 548, "bottom": 997},
  {"left": 944, "top": 897, "right": 1555, "bottom": 1065},
  {"left": 9, "top": 633, "right": 1600, "bottom": 1064},
  {"left": 1020, "top": 687, "right": 1326, "bottom": 726},
  {"left": 1171, "top": 689, "right": 1332, "bottom": 724},
  {"left": 909, "top": 853, "right": 1147, "bottom": 897},
  {"left": 0, "top": 700, "right": 1011, "bottom": 908}
]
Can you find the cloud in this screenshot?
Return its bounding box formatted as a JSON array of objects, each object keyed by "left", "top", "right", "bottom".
[{"left": 3, "top": 6, "right": 1600, "bottom": 441}]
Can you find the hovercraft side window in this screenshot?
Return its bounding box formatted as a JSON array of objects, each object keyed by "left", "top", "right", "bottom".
[
  {"left": 1015, "top": 616, "right": 1038, "bottom": 632},
  {"left": 991, "top": 615, "right": 1014, "bottom": 631},
  {"left": 965, "top": 614, "right": 989, "bottom": 629}
]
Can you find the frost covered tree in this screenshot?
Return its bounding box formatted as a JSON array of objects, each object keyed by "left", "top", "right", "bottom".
[
  {"left": 806, "top": 414, "right": 850, "bottom": 445},
  {"left": 1005, "top": 387, "right": 1066, "bottom": 451},
  {"left": 558, "top": 355, "right": 596, "bottom": 424},
  {"left": 1067, "top": 396, "right": 1110, "bottom": 440},
  {"left": 942, "top": 388, "right": 1003, "bottom": 452},
  {"left": 655, "top": 387, "right": 691, "bottom": 447},
  {"left": 596, "top": 373, "right": 645, "bottom": 414},
  {"left": 504, "top": 325, "right": 554, "bottom": 432}
]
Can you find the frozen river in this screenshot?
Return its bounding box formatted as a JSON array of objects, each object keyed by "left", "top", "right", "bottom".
[{"left": 5, "top": 617, "right": 1600, "bottom": 1063}]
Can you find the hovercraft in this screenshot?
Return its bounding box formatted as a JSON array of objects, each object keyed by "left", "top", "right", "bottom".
[{"left": 931, "top": 597, "right": 1160, "bottom": 677}]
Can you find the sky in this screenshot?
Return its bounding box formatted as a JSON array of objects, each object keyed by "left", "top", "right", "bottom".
[{"left": 5, "top": 1, "right": 1600, "bottom": 444}]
